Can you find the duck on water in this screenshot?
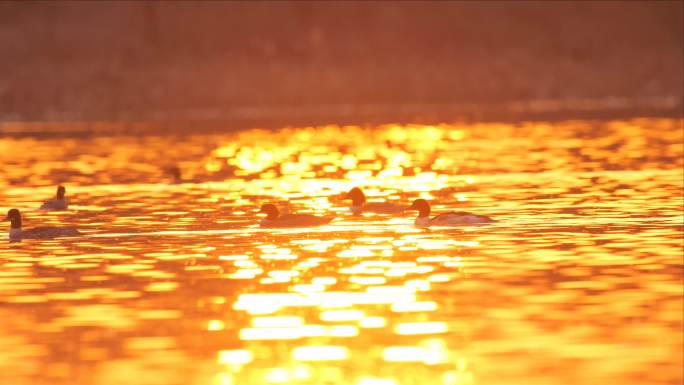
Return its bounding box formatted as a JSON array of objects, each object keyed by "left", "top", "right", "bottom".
[
  {"left": 258, "top": 204, "right": 334, "bottom": 228},
  {"left": 408, "top": 199, "right": 495, "bottom": 227},
  {"left": 40, "top": 185, "right": 68, "bottom": 211},
  {"left": 5, "top": 208, "right": 80, "bottom": 241},
  {"left": 346, "top": 187, "right": 406, "bottom": 215}
]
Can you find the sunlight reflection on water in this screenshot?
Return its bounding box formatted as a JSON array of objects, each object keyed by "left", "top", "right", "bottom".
[{"left": 0, "top": 118, "right": 682, "bottom": 385}]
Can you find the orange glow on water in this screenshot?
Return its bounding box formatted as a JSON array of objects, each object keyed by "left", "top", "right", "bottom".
[
  {"left": 0, "top": 118, "right": 682, "bottom": 385},
  {"left": 292, "top": 346, "right": 349, "bottom": 361}
]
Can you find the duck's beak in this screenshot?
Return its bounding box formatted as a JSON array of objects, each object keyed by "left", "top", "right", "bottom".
[
  {"left": 408, "top": 202, "right": 417, "bottom": 210},
  {"left": 2, "top": 215, "right": 8, "bottom": 221}
]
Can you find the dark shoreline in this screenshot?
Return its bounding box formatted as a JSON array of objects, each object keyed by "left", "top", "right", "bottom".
[
  {"left": 1, "top": 97, "right": 682, "bottom": 138},
  {"left": 1, "top": 2, "right": 681, "bottom": 131}
]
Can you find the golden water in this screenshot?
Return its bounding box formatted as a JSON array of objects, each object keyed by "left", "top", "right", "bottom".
[{"left": 1, "top": 118, "right": 682, "bottom": 385}]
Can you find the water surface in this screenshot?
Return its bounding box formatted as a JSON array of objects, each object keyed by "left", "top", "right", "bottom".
[{"left": 1, "top": 118, "right": 682, "bottom": 385}]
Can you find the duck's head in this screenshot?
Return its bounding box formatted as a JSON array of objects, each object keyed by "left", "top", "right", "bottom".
[
  {"left": 167, "top": 166, "right": 182, "bottom": 182},
  {"left": 346, "top": 187, "right": 366, "bottom": 206},
  {"left": 408, "top": 199, "right": 431, "bottom": 217},
  {"left": 259, "top": 204, "right": 280, "bottom": 220},
  {"left": 56, "top": 185, "right": 66, "bottom": 199},
  {"left": 4, "top": 209, "right": 22, "bottom": 228}
]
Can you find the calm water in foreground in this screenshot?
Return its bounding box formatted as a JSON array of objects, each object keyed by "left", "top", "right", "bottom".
[{"left": 0, "top": 118, "right": 682, "bottom": 385}]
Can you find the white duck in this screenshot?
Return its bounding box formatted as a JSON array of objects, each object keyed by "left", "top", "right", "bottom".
[
  {"left": 258, "top": 204, "right": 334, "bottom": 228},
  {"left": 408, "top": 199, "right": 495, "bottom": 227},
  {"left": 40, "top": 185, "right": 68, "bottom": 210},
  {"left": 5, "top": 208, "right": 80, "bottom": 241},
  {"left": 346, "top": 187, "right": 406, "bottom": 215}
]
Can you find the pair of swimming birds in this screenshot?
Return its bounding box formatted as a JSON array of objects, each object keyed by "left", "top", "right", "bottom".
[
  {"left": 4, "top": 185, "right": 77, "bottom": 241},
  {"left": 259, "top": 187, "right": 495, "bottom": 228},
  {"left": 5, "top": 186, "right": 495, "bottom": 241}
]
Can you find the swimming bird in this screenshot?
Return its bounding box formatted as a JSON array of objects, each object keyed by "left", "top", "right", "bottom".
[
  {"left": 346, "top": 187, "right": 406, "bottom": 215},
  {"left": 258, "top": 204, "right": 334, "bottom": 228},
  {"left": 408, "top": 199, "right": 495, "bottom": 227},
  {"left": 166, "top": 165, "right": 210, "bottom": 184},
  {"left": 4, "top": 208, "right": 80, "bottom": 241},
  {"left": 40, "top": 185, "right": 68, "bottom": 210},
  {"left": 167, "top": 166, "right": 183, "bottom": 184}
]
